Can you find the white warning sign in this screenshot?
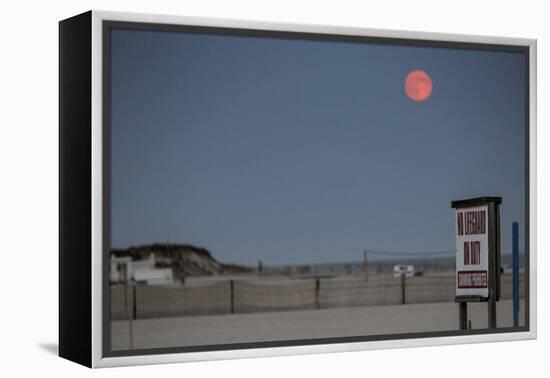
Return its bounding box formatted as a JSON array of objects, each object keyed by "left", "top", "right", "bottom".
[{"left": 455, "top": 205, "right": 489, "bottom": 297}]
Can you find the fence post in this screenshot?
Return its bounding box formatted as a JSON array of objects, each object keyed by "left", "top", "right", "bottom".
[
  {"left": 132, "top": 284, "right": 137, "bottom": 320},
  {"left": 124, "top": 283, "right": 128, "bottom": 310},
  {"left": 400, "top": 274, "right": 406, "bottom": 305},
  {"left": 363, "top": 250, "right": 368, "bottom": 282},
  {"left": 230, "top": 280, "right": 235, "bottom": 314},
  {"left": 126, "top": 281, "right": 135, "bottom": 350},
  {"left": 315, "top": 277, "right": 320, "bottom": 309}
]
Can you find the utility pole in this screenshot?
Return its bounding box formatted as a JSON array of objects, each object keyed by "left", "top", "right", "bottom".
[{"left": 512, "top": 222, "right": 520, "bottom": 327}]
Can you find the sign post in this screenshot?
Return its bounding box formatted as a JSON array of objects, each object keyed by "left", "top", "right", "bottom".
[{"left": 451, "top": 197, "right": 501, "bottom": 330}]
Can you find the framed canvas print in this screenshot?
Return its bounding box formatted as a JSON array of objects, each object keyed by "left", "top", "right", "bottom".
[{"left": 59, "top": 10, "right": 537, "bottom": 368}]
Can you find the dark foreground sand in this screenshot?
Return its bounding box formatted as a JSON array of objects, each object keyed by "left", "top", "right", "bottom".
[{"left": 111, "top": 299, "right": 524, "bottom": 351}]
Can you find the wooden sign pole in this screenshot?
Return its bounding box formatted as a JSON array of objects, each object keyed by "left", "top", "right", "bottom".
[{"left": 459, "top": 302, "right": 468, "bottom": 330}]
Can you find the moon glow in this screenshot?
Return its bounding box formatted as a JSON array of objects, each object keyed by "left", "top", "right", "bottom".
[{"left": 405, "top": 70, "right": 433, "bottom": 102}]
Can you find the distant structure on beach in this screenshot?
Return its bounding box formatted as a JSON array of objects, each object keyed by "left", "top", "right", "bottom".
[
  {"left": 393, "top": 265, "right": 415, "bottom": 278},
  {"left": 111, "top": 244, "right": 253, "bottom": 283},
  {"left": 111, "top": 253, "right": 174, "bottom": 285}
]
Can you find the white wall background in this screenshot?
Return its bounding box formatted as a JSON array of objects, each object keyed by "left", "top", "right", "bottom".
[{"left": 0, "top": 0, "right": 546, "bottom": 376}]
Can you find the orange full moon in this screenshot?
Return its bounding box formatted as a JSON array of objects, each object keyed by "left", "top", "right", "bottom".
[{"left": 405, "top": 70, "right": 433, "bottom": 102}]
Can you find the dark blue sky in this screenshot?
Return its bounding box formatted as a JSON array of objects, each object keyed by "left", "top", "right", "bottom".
[{"left": 110, "top": 28, "right": 526, "bottom": 266}]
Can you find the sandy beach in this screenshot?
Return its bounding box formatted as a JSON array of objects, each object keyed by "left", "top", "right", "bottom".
[{"left": 111, "top": 298, "right": 524, "bottom": 350}]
